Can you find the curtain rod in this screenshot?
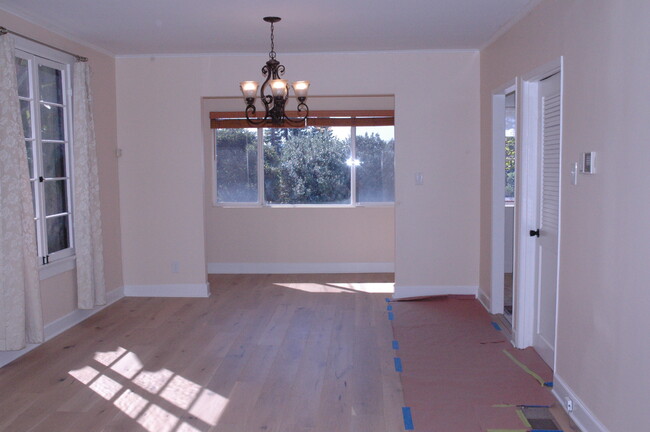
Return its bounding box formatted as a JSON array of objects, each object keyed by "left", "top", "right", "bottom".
[{"left": 0, "top": 26, "right": 87, "bottom": 62}]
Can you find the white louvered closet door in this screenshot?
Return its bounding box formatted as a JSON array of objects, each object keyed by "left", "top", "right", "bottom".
[{"left": 534, "top": 72, "right": 562, "bottom": 368}]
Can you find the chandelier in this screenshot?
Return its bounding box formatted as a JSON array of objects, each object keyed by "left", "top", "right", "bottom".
[{"left": 240, "top": 17, "right": 310, "bottom": 126}]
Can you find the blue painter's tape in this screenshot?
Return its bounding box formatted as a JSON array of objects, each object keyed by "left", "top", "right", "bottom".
[
  {"left": 402, "top": 407, "right": 414, "bottom": 430},
  {"left": 388, "top": 312, "right": 394, "bottom": 321},
  {"left": 544, "top": 381, "right": 554, "bottom": 387},
  {"left": 387, "top": 304, "right": 393, "bottom": 311},
  {"left": 491, "top": 321, "right": 502, "bottom": 331},
  {"left": 394, "top": 357, "right": 403, "bottom": 372},
  {"left": 385, "top": 297, "right": 391, "bottom": 302},
  {"left": 392, "top": 340, "right": 400, "bottom": 350}
]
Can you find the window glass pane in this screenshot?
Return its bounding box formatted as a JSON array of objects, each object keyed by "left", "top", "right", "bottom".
[
  {"left": 42, "top": 142, "right": 66, "bottom": 178},
  {"left": 44, "top": 180, "right": 68, "bottom": 216},
  {"left": 264, "top": 127, "right": 351, "bottom": 205},
  {"left": 15, "top": 57, "right": 30, "bottom": 97},
  {"left": 25, "top": 141, "right": 35, "bottom": 179},
  {"left": 215, "top": 128, "right": 258, "bottom": 203},
  {"left": 30, "top": 181, "right": 37, "bottom": 216},
  {"left": 356, "top": 126, "right": 395, "bottom": 202},
  {"left": 20, "top": 99, "right": 32, "bottom": 138},
  {"left": 38, "top": 65, "right": 63, "bottom": 104},
  {"left": 505, "top": 92, "right": 516, "bottom": 202},
  {"left": 46, "top": 215, "right": 69, "bottom": 253},
  {"left": 40, "top": 104, "right": 64, "bottom": 140}
]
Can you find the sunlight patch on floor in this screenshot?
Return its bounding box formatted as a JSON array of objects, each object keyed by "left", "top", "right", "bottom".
[
  {"left": 114, "top": 389, "right": 149, "bottom": 418},
  {"left": 133, "top": 368, "right": 174, "bottom": 394},
  {"left": 111, "top": 351, "right": 144, "bottom": 379},
  {"left": 94, "top": 346, "right": 127, "bottom": 366},
  {"left": 273, "top": 281, "right": 394, "bottom": 294},
  {"left": 329, "top": 282, "right": 394, "bottom": 293},
  {"left": 176, "top": 422, "right": 202, "bottom": 432},
  {"left": 138, "top": 404, "right": 178, "bottom": 432},
  {"left": 190, "top": 388, "right": 229, "bottom": 425},
  {"left": 68, "top": 365, "right": 100, "bottom": 384},
  {"left": 68, "top": 347, "right": 230, "bottom": 432},
  {"left": 89, "top": 374, "right": 123, "bottom": 400},
  {"left": 160, "top": 375, "right": 202, "bottom": 409}
]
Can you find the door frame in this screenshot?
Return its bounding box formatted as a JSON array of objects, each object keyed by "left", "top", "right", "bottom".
[
  {"left": 515, "top": 57, "right": 563, "bottom": 356},
  {"left": 490, "top": 79, "right": 517, "bottom": 317}
]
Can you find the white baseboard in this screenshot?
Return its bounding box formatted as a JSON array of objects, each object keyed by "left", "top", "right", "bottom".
[
  {"left": 552, "top": 373, "right": 610, "bottom": 432},
  {"left": 392, "top": 284, "right": 478, "bottom": 299},
  {"left": 208, "top": 262, "right": 395, "bottom": 274},
  {"left": 0, "top": 286, "right": 124, "bottom": 368},
  {"left": 124, "top": 283, "right": 210, "bottom": 298},
  {"left": 477, "top": 287, "right": 491, "bottom": 311}
]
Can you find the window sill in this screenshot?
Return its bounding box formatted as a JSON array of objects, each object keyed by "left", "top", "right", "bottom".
[
  {"left": 39, "top": 255, "right": 76, "bottom": 281},
  {"left": 214, "top": 202, "right": 395, "bottom": 209}
]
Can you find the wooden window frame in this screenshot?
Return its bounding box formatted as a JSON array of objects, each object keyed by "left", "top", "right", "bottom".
[{"left": 210, "top": 110, "right": 394, "bottom": 129}]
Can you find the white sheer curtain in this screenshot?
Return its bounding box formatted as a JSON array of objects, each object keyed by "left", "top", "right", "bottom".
[
  {"left": 0, "top": 33, "right": 43, "bottom": 351},
  {"left": 73, "top": 61, "right": 105, "bottom": 309}
]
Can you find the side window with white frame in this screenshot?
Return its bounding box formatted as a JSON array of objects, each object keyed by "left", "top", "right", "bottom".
[{"left": 15, "top": 48, "right": 74, "bottom": 265}]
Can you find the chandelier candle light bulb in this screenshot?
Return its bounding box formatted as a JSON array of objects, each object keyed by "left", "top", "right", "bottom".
[
  {"left": 270, "top": 79, "right": 289, "bottom": 98},
  {"left": 240, "top": 17, "right": 310, "bottom": 126},
  {"left": 292, "top": 81, "right": 310, "bottom": 99},
  {"left": 240, "top": 81, "right": 259, "bottom": 100}
]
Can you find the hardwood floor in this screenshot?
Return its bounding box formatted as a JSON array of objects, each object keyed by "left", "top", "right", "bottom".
[{"left": 0, "top": 274, "right": 404, "bottom": 432}]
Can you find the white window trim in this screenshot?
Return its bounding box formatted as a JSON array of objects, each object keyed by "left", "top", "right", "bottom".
[
  {"left": 213, "top": 126, "right": 395, "bottom": 208},
  {"left": 15, "top": 36, "right": 76, "bottom": 280}
]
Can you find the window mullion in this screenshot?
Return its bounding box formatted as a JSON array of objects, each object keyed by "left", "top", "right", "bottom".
[
  {"left": 258, "top": 128, "right": 264, "bottom": 206},
  {"left": 350, "top": 126, "right": 356, "bottom": 205}
]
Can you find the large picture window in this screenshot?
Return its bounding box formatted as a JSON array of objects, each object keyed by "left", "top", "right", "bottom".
[
  {"left": 212, "top": 110, "right": 395, "bottom": 206},
  {"left": 16, "top": 49, "right": 74, "bottom": 264}
]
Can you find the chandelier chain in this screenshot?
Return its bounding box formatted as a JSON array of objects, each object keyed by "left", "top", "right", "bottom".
[{"left": 269, "top": 21, "right": 276, "bottom": 59}]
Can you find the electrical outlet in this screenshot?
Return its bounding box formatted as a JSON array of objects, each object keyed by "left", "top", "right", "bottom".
[
  {"left": 565, "top": 397, "right": 573, "bottom": 412},
  {"left": 171, "top": 261, "right": 180, "bottom": 273}
]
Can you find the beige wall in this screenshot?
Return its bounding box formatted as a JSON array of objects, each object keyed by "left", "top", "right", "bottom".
[
  {"left": 480, "top": 1, "right": 650, "bottom": 430},
  {"left": 0, "top": 11, "right": 122, "bottom": 325},
  {"left": 116, "top": 50, "right": 480, "bottom": 292},
  {"left": 205, "top": 207, "right": 395, "bottom": 266}
]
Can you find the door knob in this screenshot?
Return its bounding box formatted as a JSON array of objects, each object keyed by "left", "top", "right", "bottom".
[{"left": 529, "top": 229, "right": 540, "bottom": 237}]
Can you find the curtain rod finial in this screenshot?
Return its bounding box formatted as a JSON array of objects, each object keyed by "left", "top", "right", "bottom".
[
  {"left": 0, "top": 27, "right": 8, "bottom": 35},
  {"left": 76, "top": 56, "right": 88, "bottom": 62}
]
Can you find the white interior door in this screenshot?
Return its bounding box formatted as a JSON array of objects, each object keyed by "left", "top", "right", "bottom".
[{"left": 532, "top": 72, "right": 561, "bottom": 367}]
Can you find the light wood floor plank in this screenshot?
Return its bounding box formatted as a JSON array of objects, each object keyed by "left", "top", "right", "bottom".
[{"left": 0, "top": 274, "right": 402, "bottom": 432}]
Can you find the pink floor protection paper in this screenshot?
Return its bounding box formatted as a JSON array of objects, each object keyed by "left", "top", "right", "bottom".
[{"left": 391, "top": 296, "right": 556, "bottom": 432}]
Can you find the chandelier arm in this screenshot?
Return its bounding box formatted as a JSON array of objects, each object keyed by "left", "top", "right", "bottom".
[
  {"left": 275, "top": 64, "right": 285, "bottom": 79},
  {"left": 244, "top": 103, "right": 269, "bottom": 125},
  {"left": 259, "top": 59, "right": 281, "bottom": 106},
  {"left": 260, "top": 65, "right": 273, "bottom": 103},
  {"left": 282, "top": 102, "right": 310, "bottom": 126}
]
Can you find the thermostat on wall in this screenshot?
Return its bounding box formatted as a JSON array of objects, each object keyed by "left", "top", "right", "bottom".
[{"left": 581, "top": 152, "right": 596, "bottom": 174}]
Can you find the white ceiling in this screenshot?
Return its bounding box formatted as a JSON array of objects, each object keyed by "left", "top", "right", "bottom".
[{"left": 0, "top": 0, "right": 541, "bottom": 56}]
